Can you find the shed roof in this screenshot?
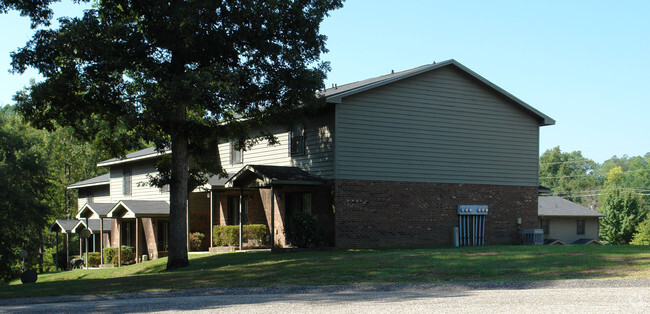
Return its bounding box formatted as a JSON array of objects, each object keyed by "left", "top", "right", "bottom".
[
  {"left": 49, "top": 219, "right": 79, "bottom": 233},
  {"left": 323, "top": 59, "right": 555, "bottom": 126},
  {"left": 67, "top": 173, "right": 110, "bottom": 190},
  {"left": 538, "top": 196, "right": 605, "bottom": 217},
  {"left": 226, "top": 165, "right": 323, "bottom": 188},
  {"left": 107, "top": 200, "right": 170, "bottom": 218}
]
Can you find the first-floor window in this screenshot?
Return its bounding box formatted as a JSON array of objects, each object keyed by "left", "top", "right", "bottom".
[
  {"left": 286, "top": 192, "right": 312, "bottom": 217},
  {"left": 577, "top": 219, "right": 585, "bottom": 235},
  {"left": 228, "top": 195, "right": 248, "bottom": 225},
  {"left": 157, "top": 220, "right": 169, "bottom": 251}
]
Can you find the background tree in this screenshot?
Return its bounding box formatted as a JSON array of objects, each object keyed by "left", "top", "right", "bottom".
[
  {"left": 630, "top": 218, "right": 650, "bottom": 245},
  {"left": 539, "top": 146, "right": 601, "bottom": 207},
  {"left": 598, "top": 168, "right": 647, "bottom": 244},
  {"left": 5, "top": 0, "right": 343, "bottom": 270}
]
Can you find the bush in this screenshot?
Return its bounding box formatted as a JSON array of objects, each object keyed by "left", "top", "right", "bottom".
[
  {"left": 189, "top": 232, "right": 205, "bottom": 251},
  {"left": 631, "top": 218, "right": 650, "bottom": 245},
  {"left": 103, "top": 246, "right": 135, "bottom": 265},
  {"left": 285, "top": 212, "right": 320, "bottom": 248},
  {"left": 213, "top": 224, "right": 268, "bottom": 247},
  {"left": 87, "top": 252, "right": 101, "bottom": 267}
]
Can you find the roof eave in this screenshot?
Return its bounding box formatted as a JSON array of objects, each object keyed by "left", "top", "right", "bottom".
[{"left": 96, "top": 150, "right": 169, "bottom": 167}]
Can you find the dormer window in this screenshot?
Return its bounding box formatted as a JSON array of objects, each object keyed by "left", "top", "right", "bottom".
[
  {"left": 289, "top": 123, "right": 305, "bottom": 156},
  {"left": 230, "top": 141, "right": 243, "bottom": 164}
]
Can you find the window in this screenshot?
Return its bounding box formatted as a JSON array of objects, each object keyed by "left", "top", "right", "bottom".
[
  {"left": 122, "top": 168, "right": 132, "bottom": 196},
  {"left": 157, "top": 220, "right": 169, "bottom": 251},
  {"left": 577, "top": 219, "right": 585, "bottom": 235},
  {"left": 121, "top": 220, "right": 134, "bottom": 247},
  {"left": 160, "top": 184, "right": 170, "bottom": 193},
  {"left": 541, "top": 219, "right": 550, "bottom": 236},
  {"left": 227, "top": 195, "right": 248, "bottom": 225},
  {"left": 286, "top": 192, "right": 312, "bottom": 217},
  {"left": 230, "top": 141, "right": 243, "bottom": 164},
  {"left": 289, "top": 123, "right": 305, "bottom": 156}
]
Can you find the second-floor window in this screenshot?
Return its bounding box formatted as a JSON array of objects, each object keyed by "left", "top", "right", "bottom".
[
  {"left": 289, "top": 123, "right": 305, "bottom": 156},
  {"left": 123, "top": 168, "right": 132, "bottom": 195},
  {"left": 230, "top": 141, "right": 243, "bottom": 164}
]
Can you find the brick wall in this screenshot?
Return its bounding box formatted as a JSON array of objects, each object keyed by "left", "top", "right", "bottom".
[{"left": 334, "top": 179, "right": 537, "bottom": 248}]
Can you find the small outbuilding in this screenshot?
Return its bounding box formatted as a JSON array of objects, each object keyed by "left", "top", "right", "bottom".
[{"left": 538, "top": 196, "right": 605, "bottom": 244}]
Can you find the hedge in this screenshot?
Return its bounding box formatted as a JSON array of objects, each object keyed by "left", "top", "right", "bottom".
[
  {"left": 103, "top": 246, "right": 136, "bottom": 265},
  {"left": 213, "top": 224, "right": 268, "bottom": 247}
]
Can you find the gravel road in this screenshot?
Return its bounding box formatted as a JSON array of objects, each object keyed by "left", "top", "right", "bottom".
[{"left": 2, "top": 278, "right": 649, "bottom": 313}]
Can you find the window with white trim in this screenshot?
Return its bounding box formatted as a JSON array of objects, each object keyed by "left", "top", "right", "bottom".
[
  {"left": 230, "top": 141, "right": 243, "bottom": 164},
  {"left": 289, "top": 123, "right": 305, "bottom": 156}
]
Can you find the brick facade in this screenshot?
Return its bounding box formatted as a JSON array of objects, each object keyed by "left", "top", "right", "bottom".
[{"left": 334, "top": 179, "right": 537, "bottom": 248}]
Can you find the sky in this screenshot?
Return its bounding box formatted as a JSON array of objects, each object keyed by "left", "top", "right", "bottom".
[{"left": 1, "top": 1, "right": 649, "bottom": 163}]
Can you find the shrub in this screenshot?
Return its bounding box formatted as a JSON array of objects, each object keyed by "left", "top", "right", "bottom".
[
  {"left": 631, "top": 218, "right": 650, "bottom": 245},
  {"left": 213, "top": 224, "right": 268, "bottom": 247},
  {"left": 285, "top": 212, "right": 320, "bottom": 248},
  {"left": 189, "top": 232, "right": 205, "bottom": 251},
  {"left": 103, "top": 246, "right": 135, "bottom": 265},
  {"left": 87, "top": 252, "right": 101, "bottom": 267}
]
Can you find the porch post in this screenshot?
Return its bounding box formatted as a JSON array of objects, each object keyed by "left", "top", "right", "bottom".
[
  {"left": 79, "top": 237, "right": 82, "bottom": 264},
  {"left": 55, "top": 232, "right": 59, "bottom": 271},
  {"left": 85, "top": 217, "right": 89, "bottom": 269},
  {"left": 118, "top": 218, "right": 122, "bottom": 267},
  {"left": 135, "top": 218, "right": 139, "bottom": 264},
  {"left": 66, "top": 233, "right": 69, "bottom": 270},
  {"left": 270, "top": 186, "right": 275, "bottom": 251},
  {"left": 209, "top": 190, "right": 213, "bottom": 248},
  {"left": 239, "top": 187, "right": 243, "bottom": 251},
  {"left": 100, "top": 218, "right": 104, "bottom": 265}
]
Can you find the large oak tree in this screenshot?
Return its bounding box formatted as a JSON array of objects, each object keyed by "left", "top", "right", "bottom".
[{"left": 3, "top": 0, "right": 342, "bottom": 269}]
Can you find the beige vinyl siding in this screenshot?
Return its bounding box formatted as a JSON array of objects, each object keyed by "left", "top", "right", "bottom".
[
  {"left": 218, "top": 112, "right": 335, "bottom": 179},
  {"left": 334, "top": 65, "right": 540, "bottom": 186},
  {"left": 76, "top": 185, "right": 111, "bottom": 209},
  {"left": 544, "top": 217, "right": 600, "bottom": 243},
  {"left": 109, "top": 161, "right": 169, "bottom": 202}
]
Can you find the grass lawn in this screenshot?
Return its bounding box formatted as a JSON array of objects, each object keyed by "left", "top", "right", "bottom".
[{"left": 2, "top": 245, "right": 649, "bottom": 299}]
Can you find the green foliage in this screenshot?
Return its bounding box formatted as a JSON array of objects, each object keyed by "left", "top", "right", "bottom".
[
  {"left": 539, "top": 146, "right": 601, "bottom": 207},
  {"left": 103, "top": 246, "right": 136, "bottom": 266},
  {"left": 87, "top": 252, "right": 101, "bottom": 267},
  {"left": 285, "top": 212, "right": 320, "bottom": 248},
  {"left": 189, "top": 232, "right": 205, "bottom": 252},
  {"left": 599, "top": 188, "right": 647, "bottom": 244},
  {"left": 6, "top": 0, "right": 343, "bottom": 270},
  {"left": 630, "top": 218, "right": 650, "bottom": 245},
  {"left": 212, "top": 225, "right": 268, "bottom": 247}
]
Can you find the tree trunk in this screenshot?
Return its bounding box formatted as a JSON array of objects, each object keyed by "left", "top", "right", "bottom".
[{"left": 166, "top": 106, "right": 190, "bottom": 270}]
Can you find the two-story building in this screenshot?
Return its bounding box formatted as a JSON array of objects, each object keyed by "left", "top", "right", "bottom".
[{"left": 65, "top": 59, "right": 554, "bottom": 262}]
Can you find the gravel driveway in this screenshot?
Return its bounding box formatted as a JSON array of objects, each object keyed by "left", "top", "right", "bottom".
[{"left": 2, "top": 278, "right": 649, "bottom": 313}]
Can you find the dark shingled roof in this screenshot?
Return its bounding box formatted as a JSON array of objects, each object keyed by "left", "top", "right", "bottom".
[
  {"left": 538, "top": 196, "right": 605, "bottom": 217},
  {"left": 226, "top": 165, "right": 323, "bottom": 188},
  {"left": 97, "top": 147, "right": 168, "bottom": 167},
  {"left": 67, "top": 173, "right": 110, "bottom": 189},
  {"left": 77, "top": 202, "right": 115, "bottom": 219},
  {"left": 107, "top": 200, "right": 170, "bottom": 218},
  {"left": 73, "top": 219, "right": 112, "bottom": 233},
  {"left": 49, "top": 219, "right": 79, "bottom": 233}
]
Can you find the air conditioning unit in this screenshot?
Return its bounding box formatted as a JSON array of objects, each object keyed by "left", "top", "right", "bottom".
[{"left": 522, "top": 229, "right": 544, "bottom": 245}]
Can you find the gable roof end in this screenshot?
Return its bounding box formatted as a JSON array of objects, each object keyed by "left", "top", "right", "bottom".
[{"left": 323, "top": 59, "right": 555, "bottom": 126}]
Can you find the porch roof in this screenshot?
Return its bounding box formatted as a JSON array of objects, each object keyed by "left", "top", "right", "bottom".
[
  {"left": 225, "top": 165, "right": 323, "bottom": 188},
  {"left": 49, "top": 219, "right": 79, "bottom": 234},
  {"left": 72, "top": 219, "right": 112, "bottom": 234},
  {"left": 76, "top": 202, "right": 114, "bottom": 219},
  {"left": 107, "top": 200, "right": 170, "bottom": 218}
]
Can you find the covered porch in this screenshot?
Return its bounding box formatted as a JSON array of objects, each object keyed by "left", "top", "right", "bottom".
[{"left": 209, "top": 165, "right": 334, "bottom": 250}]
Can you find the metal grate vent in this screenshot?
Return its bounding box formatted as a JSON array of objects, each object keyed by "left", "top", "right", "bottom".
[{"left": 457, "top": 205, "right": 488, "bottom": 246}]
